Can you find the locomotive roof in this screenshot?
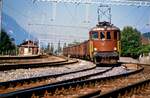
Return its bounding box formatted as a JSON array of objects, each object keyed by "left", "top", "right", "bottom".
[{"left": 91, "top": 21, "right": 120, "bottom": 31}]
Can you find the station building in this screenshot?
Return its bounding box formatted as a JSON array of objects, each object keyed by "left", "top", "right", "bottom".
[{"left": 18, "top": 40, "right": 38, "bottom": 55}]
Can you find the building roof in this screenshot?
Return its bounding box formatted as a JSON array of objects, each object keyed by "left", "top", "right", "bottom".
[
  {"left": 19, "top": 40, "right": 38, "bottom": 48},
  {"left": 141, "top": 36, "right": 150, "bottom": 45}
]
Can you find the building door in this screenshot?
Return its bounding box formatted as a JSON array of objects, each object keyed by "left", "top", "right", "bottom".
[{"left": 24, "top": 48, "right": 29, "bottom": 55}]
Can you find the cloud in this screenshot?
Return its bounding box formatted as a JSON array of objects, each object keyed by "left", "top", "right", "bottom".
[{"left": 8, "top": 30, "right": 14, "bottom": 34}]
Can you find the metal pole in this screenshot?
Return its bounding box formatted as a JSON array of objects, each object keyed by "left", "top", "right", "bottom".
[
  {"left": 51, "top": 2, "right": 57, "bottom": 21},
  {"left": 38, "top": 39, "right": 40, "bottom": 55},
  {"left": 85, "top": 4, "right": 90, "bottom": 23},
  {"left": 97, "top": 6, "right": 100, "bottom": 23},
  {"left": 109, "top": 7, "right": 111, "bottom": 23},
  {"left": 0, "top": 0, "right": 2, "bottom": 56},
  {"left": 27, "top": 11, "right": 30, "bottom": 55},
  {"left": 0, "top": 0, "right": 2, "bottom": 35}
]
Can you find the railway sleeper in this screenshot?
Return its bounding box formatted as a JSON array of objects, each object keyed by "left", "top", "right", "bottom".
[
  {"left": 0, "top": 66, "right": 143, "bottom": 98},
  {"left": 96, "top": 79, "right": 150, "bottom": 98}
]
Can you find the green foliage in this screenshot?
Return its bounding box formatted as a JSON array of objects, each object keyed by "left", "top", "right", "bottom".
[
  {"left": 57, "top": 40, "right": 62, "bottom": 54},
  {"left": 68, "top": 40, "right": 80, "bottom": 46},
  {"left": 63, "top": 42, "right": 67, "bottom": 48},
  {"left": 121, "top": 26, "right": 142, "bottom": 58},
  {"left": 0, "top": 29, "right": 16, "bottom": 55},
  {"left": 139, "top": 45, "right": 150, "bottom": 56},
  {"left": 50, "top": 43, "right": 54, "bottom": 54},
  {"left": 45, "top": 42, "right": 54, "bottom": 55}
]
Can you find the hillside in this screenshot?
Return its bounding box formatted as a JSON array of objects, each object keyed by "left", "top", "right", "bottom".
[
  {"left": 142, "top": 32, "right": 150, "bottom": 39},
  {"left": 2, "top": 12, "right": 34, "bottom": 45}
]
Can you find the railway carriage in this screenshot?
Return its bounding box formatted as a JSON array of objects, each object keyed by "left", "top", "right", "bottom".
[{"left": 63, "top": 21, "right": 121, "bottom": 65}]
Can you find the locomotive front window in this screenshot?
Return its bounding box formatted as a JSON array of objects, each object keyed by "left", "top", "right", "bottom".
[
  {"left": 100, "top": 32, "right": 105, "bottom": 40},
  {"left": 107, "top": 32, "right": 111, "bottom": 39},
  {"left": 91, "top": 31, "right": 98, "bottom": 39}
]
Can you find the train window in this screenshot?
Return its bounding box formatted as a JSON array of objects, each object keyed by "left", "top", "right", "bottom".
[
  {"left": 91, "top": 31, "right": 98, "bottom": 39},
  {"left": 114, "top": 31, "right": 117, "bottom": 40},
  {"left": 100, "top": 32, "right": 105, "bottom": 40},
  {"left": 107, "top": 32, "right": 111, "bottom": 39}
]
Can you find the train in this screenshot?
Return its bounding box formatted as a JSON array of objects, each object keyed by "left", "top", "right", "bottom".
[{"left": 63, "top": 21, "right": 121, "bottom": 65}]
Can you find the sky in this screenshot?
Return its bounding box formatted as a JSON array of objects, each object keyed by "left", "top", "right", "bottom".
[{"left": 2, "top": 0, "right": 150, "bottom": 47}]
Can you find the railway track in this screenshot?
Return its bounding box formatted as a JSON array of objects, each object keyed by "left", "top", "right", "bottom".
[
  {"left": 0, "top": 63, "right": 137, "bottom": 98},
  {"left": 0, "top": 58, "right": 77, "bottom": 71},
  {"left": 93, "top": 65, "right": 150, "bottom": 98},
  {"left": 0, "top": 66, "right": 112, "bottom": 96},
  {"left": 0, "top": 55, "right": 40, "bottom": 60},
  {"left": 80, "top": 64, "right": 150, "bottom": 98}
]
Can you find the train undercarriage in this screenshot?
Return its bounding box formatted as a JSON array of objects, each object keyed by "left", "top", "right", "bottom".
[{"left": 93, "top": 52, "right": 119, "bottom": 65}]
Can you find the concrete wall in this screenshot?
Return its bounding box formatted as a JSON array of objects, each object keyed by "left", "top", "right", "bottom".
[{"left": 139, "top": 56, "right": 150, "bottom": 64}]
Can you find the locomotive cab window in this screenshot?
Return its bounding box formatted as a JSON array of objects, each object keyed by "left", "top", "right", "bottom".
[
  {"left": 91, "top": 31, "right": 98, "bottom": 39},
  {"left": 107, "top": 32, "right": 111, "bottom": 39},
  {"left": 114, "top": 31, "right": 117, "bottom": 40},
  {"left": 118, "top": 31, "right": 120, "bottom": 40},
  {"left": 100, "top": 32, "right": 105, "bottom": 40}
]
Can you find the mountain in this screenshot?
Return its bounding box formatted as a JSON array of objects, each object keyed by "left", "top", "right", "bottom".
[
  {"left": 2, "top": 12, "right": 34, "bottom": 45},
  {"left": 142, "top": 32, "right": 150, "bottom": 39}
]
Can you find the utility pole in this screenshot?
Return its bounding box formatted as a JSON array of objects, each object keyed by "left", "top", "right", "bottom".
[
  {"left": 85, "top": 4, "right": 90, "bottom": 23},
  {"left": 38, "top": 39, "right": 41, "bottom": 55},
  {"left": 0, "top": 0, "right": 2, "bottom": 33},
  {"left": 146, "top": 17, "right": 150, "bottom": 43},
  {"left": 51, "top": 2, "right": 57, "bottom": 21}
]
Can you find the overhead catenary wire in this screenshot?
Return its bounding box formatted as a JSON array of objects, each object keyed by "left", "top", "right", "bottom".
[
  {"left": 3, "top": 0, "right": 150, "bottom": 48},
  {"left": 134, "top": 7, "right": 150, "bottom": 31}
]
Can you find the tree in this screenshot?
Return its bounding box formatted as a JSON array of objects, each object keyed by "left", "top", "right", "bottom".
[
  {"left": 57, "top": 40, "right": 62, "bottom": 54},
  {"left": 41, "top": 45, "right": 45, "bottom": 54},
  {"left": 68, "top": 40, "right": 80, "bottom": 46},
  {"left": 50, "top": 43, "right": 54, "bottom": 54},
  {"left": 139, "top": 45, "right": 150, "bottom": 56},
  {"left": 0, "top": 29, "right": 16, "bottom": 55},
  {"left": 46, "top": 43, "right": 51, "bottom": 54},
  {"left": 121, "top": 26, "right": 142, "bottom": 58},
  {"left": 63, "top": 42, "right": 67, "bottom": 48}
]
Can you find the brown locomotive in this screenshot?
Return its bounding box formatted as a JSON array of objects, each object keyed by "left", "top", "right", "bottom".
[{"left": 63, "top": 21, "right": 121, "bottom": 65}]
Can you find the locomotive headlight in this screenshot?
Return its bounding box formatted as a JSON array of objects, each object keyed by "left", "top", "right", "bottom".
[
  {"left": 94, "top": 48, "right": 97, "bottom": 51},
  {"left": 114, "top": 47, "right": 117, "bottom": 51}
]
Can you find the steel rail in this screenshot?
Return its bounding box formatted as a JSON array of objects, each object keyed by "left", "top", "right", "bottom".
[
  {"left": 0, "top": 59, "right": 79, "bottom": 71},
  {"left": 95, "top": 79, "right": 150, "bottom": 98},
  {"left": 0, "top": 64, "right": 143, "bottom": 98},
  {"left": 0, "top": 64, "right": 96, "bottom": 89},
  {"left": 77, "top": 64, "right": 147, "bottom": 98},
  {"left": 0, "top": 66, "right": 113, "bottom": 97},
  {"left": 0, "top": 55, "right": 40, "bottom": 60}
]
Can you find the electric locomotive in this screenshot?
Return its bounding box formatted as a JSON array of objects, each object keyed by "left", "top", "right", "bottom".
[
  {"left": 63, "top": 21, "right": 121, "bottom": 65},
  {"left": 90, "top": 21, "right": 121, "bottom": 64}
]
